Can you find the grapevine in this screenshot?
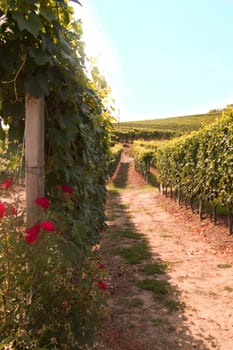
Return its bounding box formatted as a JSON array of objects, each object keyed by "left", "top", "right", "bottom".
[
  {"left": 155, "top": 109, "right": 233, "bottom": 233},
  {"left": 0, "top": 1, "right": 113, "bottom": 348}
]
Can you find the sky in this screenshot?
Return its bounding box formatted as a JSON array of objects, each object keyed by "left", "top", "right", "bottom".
[{"left": 74, "top": 0, "right": 233, "bottom": 121}]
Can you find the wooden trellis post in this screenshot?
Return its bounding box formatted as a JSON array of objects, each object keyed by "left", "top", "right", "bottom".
[{"left": 25, "top": 95, "right": 45, "bottom": 226}]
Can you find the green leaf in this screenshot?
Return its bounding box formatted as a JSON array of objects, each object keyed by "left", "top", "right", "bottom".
[
  {"left": 28, "top": 47, "right": 51, "bottom": 65},
  {"left": 58, "top": 114, "right": 67, "bottom": 130},
  {"left": 39, "top": 7, "right": 56, "bottom": 22},
  {"left": 58, "top": 88, "right": 69, "bottom": 103},
  {"left": 1, "top": 100, "right": 24, "bottom": 119},
  {"left": 41, "top": 33, "right": 57, "bottom": 54},
  {"left": 58, "top": 29, "right": 73, "bottom": 55},
  {"left": 59, "top": 241, "right": 81, "bottom": 264},
  {"left": 13, "top": 12, "right": 42, "bottom": 37},
  {"left": 24, "top": 71, "right": 49, "bottom": 97},
  {"left": 0, "top": 46, "right": 16, "bottom": 73},
  {"left": 46, "top": 66, "right": 63, "bottom": 84}
]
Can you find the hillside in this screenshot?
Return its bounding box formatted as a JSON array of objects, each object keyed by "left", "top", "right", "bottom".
[
  {"left": 117, "top": 111, "right": 222, "bottom": 134},
  {"left": 112, "top": 111, "right": 222, "bottom": 142}
]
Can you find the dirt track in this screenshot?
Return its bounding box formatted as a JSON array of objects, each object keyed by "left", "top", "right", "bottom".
[{"left": 95, "top": 146, "right": 233, "bottom": 350}]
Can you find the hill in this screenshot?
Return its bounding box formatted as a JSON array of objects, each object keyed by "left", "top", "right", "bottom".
[
  {"left": 117, "top": 111, "right": 222, "bottom": 133},
  {"left": 112, "top": 111, "right": 222, "bottom": 142}
]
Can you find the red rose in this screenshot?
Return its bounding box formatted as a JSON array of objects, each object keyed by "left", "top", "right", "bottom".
[
  {"left": 98, "top": 280, "right": 107, "bottom": 290},
  {"left": 40, "top": 221, "right": 55, "bottom": 232},
  {"left": 0, "top": 202, "right": 7, "bottom": 219},
  {"left": 99, "top": 263, "right": 105, "bottom": 269},
  {"left": 25, "top": 224, "right": 41, "bottom": 244},
  {"left": 35, "top": 197, "right": 50, "bottom": 209},
  {"left": 61, "top": 185, "right": 73, "bottom": 194},
  {"left": 3, "top": 179, "right": 13, "bottom": 190}
]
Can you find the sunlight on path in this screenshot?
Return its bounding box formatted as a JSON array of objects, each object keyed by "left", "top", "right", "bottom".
[{"left": 97, "top": 147, "right": 233, "bottom": 350}]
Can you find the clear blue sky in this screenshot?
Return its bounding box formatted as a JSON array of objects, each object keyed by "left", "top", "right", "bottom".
[{"left": 77, "top": 0, "right": 233, "bottom": 121}]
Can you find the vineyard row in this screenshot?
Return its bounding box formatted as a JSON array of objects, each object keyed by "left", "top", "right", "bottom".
[{"left": 133, "top": 110, "right": 233, "bottom": 234}]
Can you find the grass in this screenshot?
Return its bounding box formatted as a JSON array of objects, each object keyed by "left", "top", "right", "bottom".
[
  {"left": 136, "top": 279, "right": 169, "bottom": 299},
  {"left": 107, "top": 185, "right": 127, "bottom": 193},
  {"left": 217, "top": 264, "right": 232, "bottom": 269},
  {"left": 118, "top": 204, "right": 128, "bottom": 209},
  {"left": 111, "top": 229, "right": 143, "bottom": 240},
  {"left": 141, "top": 262, "right": 168, "bottom": 275},
  {"left": 112, "top": 242, "right": 151, "bottom": 264},
  {"left": 151, "top": 318, "right": 168, "bottom": 327},
  {"left": 128, "top": 298, "right": 144, "bottom": 308},
  {"left": 164, "top": 300, "right": 185, "bottom": 312}
]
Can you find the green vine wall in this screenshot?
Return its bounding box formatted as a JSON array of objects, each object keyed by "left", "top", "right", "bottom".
[
  {"left": 0, "top": 1, "right": 113, "bottom": 347},
  {"left": 0, "top": 0, "right": 113, "bottom": 247}
]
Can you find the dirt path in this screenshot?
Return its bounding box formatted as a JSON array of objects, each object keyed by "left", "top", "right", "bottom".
[{"left": 95, "top": 146, "right": 233, "bottom": 350}]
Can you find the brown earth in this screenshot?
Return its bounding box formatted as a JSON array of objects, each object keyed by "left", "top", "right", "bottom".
[{"left": 94, "top": 145, "right": 233, "bottom": 350}]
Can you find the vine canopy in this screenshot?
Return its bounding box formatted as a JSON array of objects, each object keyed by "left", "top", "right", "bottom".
[{"left": 0, "top": 0, "right": 114, "bottom": 245}]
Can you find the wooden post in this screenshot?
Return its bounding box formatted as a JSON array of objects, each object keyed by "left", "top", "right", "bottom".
[{"left": 25, "top": 95, "right": 45, "bottom": 226}]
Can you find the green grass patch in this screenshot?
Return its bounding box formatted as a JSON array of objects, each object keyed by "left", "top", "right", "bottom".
[
  {"left": 123, "top": 230, "right": 143, "bottom": 239},
  {"left": 128, "top": 298, "right": 144, "bottom": 308},
  {"left": 136, "top": 279, "right": 169, "bottom": 299},
  {"left": 111, "top": 229, "right": 143, "bottom": 240},
  {"left": 141, "top": 262, "right": 168, "bottom": 275},
  {"left": 152, "top": 318, "right": 167, "bottom": 327},
  {"left": 118, "top": 204, "right": 128, "bottom": 209},
  {"left": 112, "top": 242, "right": 151, "bottom": 264},
  {"left": 106, "top": 187, "right": 120, "bottom": 195},
  {"left": 107, "top": 185, "right": 127, "bottom": 193},
  {"left": 164, "top": 300, "right": 185, "bottom": 312},
  {"left": 217, "top": 264, "right": 232, "bottom": 269}
]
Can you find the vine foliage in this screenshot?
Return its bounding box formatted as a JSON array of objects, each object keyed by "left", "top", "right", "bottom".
[
  {"left": 0, "top": 0, "right": 112, "bottom": 246},
  {"left": 155, "top": 109, "right": 233, "bottom": 233},
  {"left": 0, "top": 0, "right": 113, "bottom": 348}
]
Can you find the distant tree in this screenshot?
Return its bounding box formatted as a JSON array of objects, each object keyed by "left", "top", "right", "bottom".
[{"left": 208, "top": 108, "right": 223, "bottom": 113}]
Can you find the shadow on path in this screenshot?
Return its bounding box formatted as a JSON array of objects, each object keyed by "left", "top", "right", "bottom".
[
  {"left": 112, "top": 162, "right": 129, "bottom": 188},
  {"left": 95, "top": 157, "right": 212, "bottom": 350}
]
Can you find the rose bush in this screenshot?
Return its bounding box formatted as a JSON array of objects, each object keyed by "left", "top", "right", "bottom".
[{"left": 0, "top": 180, "right": 108, "bottom": 350}]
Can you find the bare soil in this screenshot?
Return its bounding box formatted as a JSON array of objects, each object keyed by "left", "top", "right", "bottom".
[{"left": 94, "top": 145, "right": 233, "bottom": 350}]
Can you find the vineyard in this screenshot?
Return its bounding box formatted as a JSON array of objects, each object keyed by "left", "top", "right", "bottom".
[
  {"left": 1, "top": 1, "right": 233, "bottom": 349},
  {"left": 119, "top": 111, "right": 221, "bottom": 130},
  {"left": 132, "top": 108, "right": 233, "bottom": 234},
  {"left": 113, "top": 111, "right": 222, "bottom": 142},
  {"left": 133, "top": 140, "right": 159, "bottom": 182}
]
